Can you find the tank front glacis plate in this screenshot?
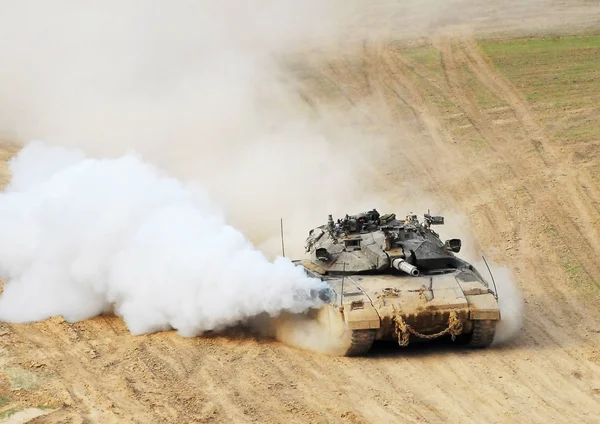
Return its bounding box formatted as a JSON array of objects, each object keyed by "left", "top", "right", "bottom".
[{"left": 315, "top": 269, "right": 499, "bottom": 338}]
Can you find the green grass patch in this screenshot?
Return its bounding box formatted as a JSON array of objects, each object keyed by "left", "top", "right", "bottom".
[
  {"left": 480, "top": 35, "right": 600, "bottom": 56},
  {"left": 0, "top": 406, "right": 24, "bottom": 420},
  {"left": 589, "top": 165, "right": 600, "bottom": 184},
  {"left": 480, "top": 36, "right": 600, "bottom": 102},
  {"left": 543, "top": 220, "right": 599, "bottom": 295},
  {"left": 480, "top": 35, "right": 600, "bottom": 144},
  {"left": 541, "top": 226, "right": 599, "bottom": 297},
  {"left": 460, "top": 63, "right": 508, "bottom": 110},
  {"left": 560, "top": 259, "right": 598, "bottom": 295},
  {"left": 555, "top": 124, "right": 599, "bottom": 143},
  {"left": 431, "top": 96, "right": 456, "bottom": 111},
  {"left": 542, "top": 225, "right": 558, "bottom": 236},
  {"left": 0, "top": 396, "right": 9, "bottom": 408},
  {"left": 398, "top": 45, "right": 464, "bottom": 116},
  {"left": 401, "top": 45, "right": 443, "bottom": 76},
  {"left": 3, "top": 366, "right": 49, "bottom": 391},
  {"left": 467, "top": 136, "right": 488, "bottom": 152}
]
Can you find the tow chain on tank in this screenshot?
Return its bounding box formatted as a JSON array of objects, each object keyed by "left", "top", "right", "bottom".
[{"left": 395, "top": 311, "right": 463, "bottom": 347}]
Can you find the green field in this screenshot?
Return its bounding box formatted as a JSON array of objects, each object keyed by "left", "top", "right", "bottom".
[{"left": 481, "top": 35, "right": 600, "bottom": 144}]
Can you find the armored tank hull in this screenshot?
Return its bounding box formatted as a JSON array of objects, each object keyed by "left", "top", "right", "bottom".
[{"left": 297, "top": 210, "right": 501, "bottom": 356}]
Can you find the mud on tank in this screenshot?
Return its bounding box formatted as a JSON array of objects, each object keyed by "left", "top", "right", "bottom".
[{"left": 295, "top": 210, "right": 501, "bottom": 356}]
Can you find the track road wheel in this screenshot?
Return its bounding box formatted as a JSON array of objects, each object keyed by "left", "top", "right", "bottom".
[
  {"left": 466, "top": 320, "right": 497, "bottom": 348},
  {"left": 344, "top": 329, "right": 376, "bottom": 357}
]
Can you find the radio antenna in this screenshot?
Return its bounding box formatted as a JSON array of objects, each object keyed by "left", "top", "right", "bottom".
[
  {"left": 482, "top": 255, "right": 498, "bottom": 300},
  {"left": 340, "top": 262, "right": 347, "bottom": 306},
  {"left": 280, "top": 218, "right": 286, "bottom": 257}
]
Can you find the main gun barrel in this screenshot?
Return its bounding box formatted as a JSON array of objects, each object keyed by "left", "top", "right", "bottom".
[{"left": 392, "top": 258, "right": 420, "bottom": 276}]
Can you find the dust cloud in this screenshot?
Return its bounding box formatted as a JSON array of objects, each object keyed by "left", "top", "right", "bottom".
[
  {"left": 486, "top": 267, "right": 525, "bottom": 346},
  {"left": 251, "top": 307, "right": 353, "bottom": 356},
  {"left": 0, "top": 141, "right": 330, "bottom": 335},
  {"left": 1, "top": 1, "right": 598, "bottom": 250},
  {"left": 434, "top": 209, "right": 525, "bottom": 345},
  {"left": 3, "top": 1, "right": 597, "bottom": 254},
  {"left": 0, "top": 1, "right": 378, "bottom": 350},
  {"left": 0, "top": 0, "right": 387, "bottom": 261},
  {"left": 0, "top": 0, "right": 568, "bottom": 351}
]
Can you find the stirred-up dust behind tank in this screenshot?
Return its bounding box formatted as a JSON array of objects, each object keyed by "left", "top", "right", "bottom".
[{"left": 295, "top": 210, "right": 501, "bottom": 356}]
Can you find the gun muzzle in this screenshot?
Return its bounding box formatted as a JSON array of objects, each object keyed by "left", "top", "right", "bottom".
[{"left": 392, "top": 258, "right": 420, "bottom": 276}]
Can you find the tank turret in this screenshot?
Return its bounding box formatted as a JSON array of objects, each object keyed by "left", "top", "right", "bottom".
[{"left": 303, "top": 210, "right": 460, "bottom": 276}]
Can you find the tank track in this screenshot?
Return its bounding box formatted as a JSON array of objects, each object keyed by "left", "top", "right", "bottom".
[
  {"left": 466, "top": 320, "right": 497, "bottom": 348},
  {"left": 345, "top": 329, "right": 376, "bottom": 357}
]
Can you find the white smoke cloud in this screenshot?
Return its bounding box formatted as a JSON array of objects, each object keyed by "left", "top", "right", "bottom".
[{"left": 0, "top": 141, "right": 328, "bottom": 336}]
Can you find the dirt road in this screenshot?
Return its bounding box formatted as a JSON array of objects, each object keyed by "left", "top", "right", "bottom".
[{"left": 2, "top": 3, "right": 600, "bottom": 423}]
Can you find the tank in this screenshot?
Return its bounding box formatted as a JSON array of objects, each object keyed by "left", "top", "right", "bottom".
[{"left": 296, "top": 209, "right": 501, "bottom": 356}]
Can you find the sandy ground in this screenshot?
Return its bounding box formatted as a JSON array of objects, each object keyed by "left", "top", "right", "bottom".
[{"left": 2, "top": 2, "right": 600, "bottom": 424}]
